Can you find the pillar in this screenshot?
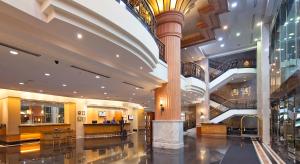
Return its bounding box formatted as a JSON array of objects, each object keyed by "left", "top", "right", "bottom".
[
  {"left": 0, "top": 97, "right": 21, "bottom": 139},
  {"left": 196, "top": 58, "right": 210, "bottom": 125},
  {"left": 256, "top": 23, "right": 271, "bottom": 144},
  {"left": 153, "top": 11, "right": 184, "bottom": 149},
  {"left": 64, "top": 102, "right": 76, "bottom": 133}
]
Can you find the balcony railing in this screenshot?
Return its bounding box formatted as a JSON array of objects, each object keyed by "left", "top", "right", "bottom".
[
  {"left": 210, "top": 94, "right": 257, "bottom": 109},
  {"left": 116, "top": 0, "right": 166, "bottom": 63},
  {"left": 210, "top": 58, "right": 256, "bottom": 81},
  {"left": 181, "top": 62, "right": 205, "bottom": 81}
]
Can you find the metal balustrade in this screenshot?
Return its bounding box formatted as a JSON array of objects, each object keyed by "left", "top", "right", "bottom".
[
  {"left": 210, "top": 58, "right": 256, "bottom": 81},
  {"left": 210, "top": 94, "right": 257, "bottom": 110},
  {"left": 181, "top": 62, "right": 205, "bottom": 81},
  {"left": 116, "top": 0, "right": 166, "bottom": 63}
]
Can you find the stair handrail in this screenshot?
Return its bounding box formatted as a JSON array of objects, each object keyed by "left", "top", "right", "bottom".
[{"left": 209, "top": 58, "right": 256, "bottom": 81}]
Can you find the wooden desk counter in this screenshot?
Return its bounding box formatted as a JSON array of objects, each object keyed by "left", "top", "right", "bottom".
[
  {"left": 19, "top": 124, "right": 71, "bottom": 140},
  {"left": 84, "top": 123, "right": 130, "bottom": 135},
  {"left": 197, "top": 123, "right": 227, "bottom": 136}
]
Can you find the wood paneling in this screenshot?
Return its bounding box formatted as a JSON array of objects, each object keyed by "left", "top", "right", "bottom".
[
  {"left": 197, "top": 123, "right": 227, "bottom": 136},
  {"left": 83, "top": 123, "right": 130, "bottom": 135}
]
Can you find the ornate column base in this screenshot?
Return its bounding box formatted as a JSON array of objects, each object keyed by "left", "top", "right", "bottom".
[{"left": 152, "top": 120, "right": 184, "bottom": 149}]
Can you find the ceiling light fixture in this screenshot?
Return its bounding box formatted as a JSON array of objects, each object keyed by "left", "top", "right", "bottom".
[
  {"left": 254, "top": 38, "right": 258, "bottom": 42},
  {"left": 39, "top": 90, "right": 43, "bottom": 92},
  {"left": 231, "top": 2, "right": 238, "bottom": 8},
  {"left": 95, "top": 75, "right": 100, "bottom": 79},
  {"left": 132, "top": 93, "right": 136, "bottom": 96},
  {"left": 44, "top": 73, "right": 51, "bottom": 76},
  {"left": 256, "top": 22, "right": 263, "bottom": 26},
  {"left": 140, "top": 66, "right": 143, "bottom": 70},
  {"left": 19, "top": 82, "right": 24, "bottom": 85},
  {"left": 220, "top": 44, "right": 225, "bottom": 48},
  {"left": 289, "top": 33, "right": 295, "bottom": 36},
  {"left": 104, "top": 92, "right": 108, "bottom": 95},
  {"left": 62, "top": 84, "right": 67, "bottom": 87},
  {"left": 217, "top": 37, "right": 223, "bottom": 41},
  {"left": 10, "top": 50, "right": 19, "bottom": 55},
  {"left": 236, "top": 32, "right": 241, "bottom": 37},
  {"left": 223, "top": 25, "right": 228, "bottom": 30},
  {"left": 135, "top": 87, "right": 139, "bottom": 90},
  {"left": 77, "top": 33, "right": 83, "bottom": 39},
  {"left": 73, "top": 91, "right": 77, "bottom": 94},
  {"left": 116, "top": 54, "right": 120, "bottom": 58},
  {"left": 101, "top": 86, "right": 105, "bottom": 89}
]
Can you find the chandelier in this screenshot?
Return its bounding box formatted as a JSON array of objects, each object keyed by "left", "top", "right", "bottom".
[{"left": 147, "top": 0, "right": 197, "bottom": 15}]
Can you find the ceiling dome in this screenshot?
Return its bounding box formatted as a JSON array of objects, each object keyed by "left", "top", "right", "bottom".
[{"left": 147, "top": 0, "right": 197, "bottom": 15}]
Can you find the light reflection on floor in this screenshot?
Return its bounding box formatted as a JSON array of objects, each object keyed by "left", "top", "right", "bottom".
[{"left": 0, "top": 132, "right": 235, "bottom": 164}]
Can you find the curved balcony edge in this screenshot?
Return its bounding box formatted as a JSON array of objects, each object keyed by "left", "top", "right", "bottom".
[{"left": 39, "top": 0, "right": 160, "bottom": 70}]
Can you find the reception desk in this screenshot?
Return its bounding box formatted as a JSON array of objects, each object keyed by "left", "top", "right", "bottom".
[
  {"left": 197, "top": 123, "right": 227, "bottom": 137},
  {"left": 84, "top": 123, "right": 130, "bottom": 136},
  {"left": 19, "top": 123, "right": 71, "bottom": 141}
]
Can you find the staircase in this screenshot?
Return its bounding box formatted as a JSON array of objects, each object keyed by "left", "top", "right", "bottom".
[
  {"left": 209, "top": 95, "right": 257, "bottom": 123},
  {"left": 209, "top": 58, "right": 256, "bottom": 93}
]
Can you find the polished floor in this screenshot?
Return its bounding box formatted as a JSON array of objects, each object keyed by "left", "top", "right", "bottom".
[{"left": 0, "top": 132, "right": 260, "bottom": 164}]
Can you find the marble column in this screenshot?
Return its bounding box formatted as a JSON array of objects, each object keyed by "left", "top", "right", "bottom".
[
  {"left": 195, "top": 58, "right": 210, "bottom": 125},
  {"left": 153, "top": 11, "right": 184, "bottom": 149},
  {"left": 256, "top": 23, "right": 271, "bottom": 145}
]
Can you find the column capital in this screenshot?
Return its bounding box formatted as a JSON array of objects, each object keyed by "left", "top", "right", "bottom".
[{"left": 156, "top": 11, "right": 184, "bottom": 26}]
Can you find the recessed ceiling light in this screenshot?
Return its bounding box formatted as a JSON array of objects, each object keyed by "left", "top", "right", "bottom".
[
  {"left": 192, "top": 56, "right": 194, "bottom": 59},
  {"left": 73, "top": 91, "right": 77, "bottom": 94},
  {"left": 19, "top": 82, "right": 24, "bottom": 85},
  {"left": 9, "top": 50, "right": 18, "bottom": 55},
  {"left": 104, "top": 92, "right": 108, "bottom": 95},
  {"left": 223, "top": 25, "right": 228, "bottom": 30},
  {"left": 254, "top": 38, "right": 258, "bottom": 42},
  {"left": 184, "top": 48, "right": 187, "bottom": 50},
  {"left": 95, "top": 75, "right": 100, "bottom": 79},
  {"left": 256, "top": 22, "right": 263, "bottom": 26},
  {"left": 231, "top": 2, "right": 238, "bottom": 8},
  {"left": 77, "top": 33, "right": 83, "bottom": 39},
  {"left": 39, "top": 90, "right": 43, "bottom": 92},
  {"left": 62, "top": 84, "right": 67, "bottom": 87},
  {"left": 289, "top": 33, "right": 294, "bottom": 36},
  {"left": 116, "top": 54, "right": 120, "bottom": 58},
  {"left": 140, "top": 66, "right": 143, "bottom": 70},
  {"left": 236, "top": 32, "right": 241, "bottom": 37},
  {"left": 101, "top": 86, "right": 105, "bottom": 89},
  {"left": 243, "top": 79, "right": 246, "bottom": 82},
  {"left": 44, "top": 73, "right": 51, "bottom": 76},
  {"left": 132, "top": 93, "right": 136, "bottom": 96},
  {"left": 220, "top": 44, "right": 225, "bottom": 47},
  {"left": 135, "top": 87, "right": 139, "bottom": 90},
  {"left": 217, "top": 37, "right": 223, "bottom": 41},
  {"left": 80, "top": 96, "right": 84, "bottom": 98}
]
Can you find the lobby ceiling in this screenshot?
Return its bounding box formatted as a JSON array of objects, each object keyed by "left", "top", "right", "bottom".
[
  {"left": 181, "top": 0, "right": 273, "bottom": 62},
  {"left": 0, "top": 1, "right": 202, "bottom": 110}
]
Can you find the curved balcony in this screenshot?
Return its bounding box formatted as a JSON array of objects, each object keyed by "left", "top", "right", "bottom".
[
  {"left": 181, "top": 62, "right": 205, "bottom": 81},
  {"left": 117, "top": 0, "right": 166, "bottom": 63}
]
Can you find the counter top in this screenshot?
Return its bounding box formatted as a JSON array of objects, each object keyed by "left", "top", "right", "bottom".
[
  {"left": 19, "top": 123, "right": 70, "bottom": 127},
  {"left": 84, "top": 123, "right": 130, "bottom": 126}
]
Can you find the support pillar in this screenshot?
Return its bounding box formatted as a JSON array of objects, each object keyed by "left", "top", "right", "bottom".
[
  {"left": 153, "top": 11, "right": 184, "bottom": 149},
  {"left": 64, "top": 102, "right": 76, "bottom": 134},
  {"left": 256, "top": 23, "right": 271, "bottom": 145},
  {"left": 196, "top": 58, "right": 210, "bottom": 125}
]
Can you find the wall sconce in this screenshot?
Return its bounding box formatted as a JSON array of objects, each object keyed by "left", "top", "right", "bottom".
[
  {"left": 200, "top": 112, "right": 205, "bottom": 119},
  {"left": 160, "top": 99, "right": 165, "bottom": 114}
]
